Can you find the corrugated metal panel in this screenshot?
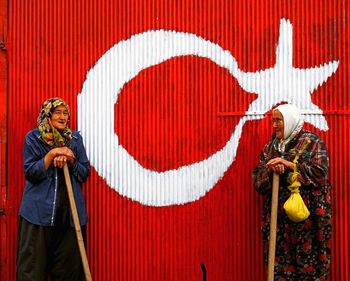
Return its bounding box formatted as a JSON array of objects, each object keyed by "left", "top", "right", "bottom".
[
  {"left": 0, "top": 0, "right": 7, "bottom": 279},
  {"left": 3, "top": 0, "right": 350, "bottom": 281}
]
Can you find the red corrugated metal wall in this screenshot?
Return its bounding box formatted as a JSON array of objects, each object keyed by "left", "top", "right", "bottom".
[
  {"left": 2, "top": 0, "right": 350, "bottom": 280},
  {"left": 0, "top": 0, "right": 7, "bottom": 279}
]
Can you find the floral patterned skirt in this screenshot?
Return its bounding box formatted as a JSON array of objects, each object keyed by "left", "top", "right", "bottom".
[{"left": 261, "top": 186, "right": 332, "bottom": 280}]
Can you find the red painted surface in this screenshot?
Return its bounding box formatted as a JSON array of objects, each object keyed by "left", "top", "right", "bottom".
[
  {"left": 0, "top": 0, "right": 7, "bottom": 279},
  {"left": 1, "top": 0, "right": 350, "bottom": 280}
]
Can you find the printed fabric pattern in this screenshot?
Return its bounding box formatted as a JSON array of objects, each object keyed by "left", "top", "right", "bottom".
[{"left": 37, "top": 98, "right": 72, "bottom": 147}]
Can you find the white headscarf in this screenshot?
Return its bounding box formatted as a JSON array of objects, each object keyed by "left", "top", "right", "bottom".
[{"left": 274, "top": 104, "right": 304, "bottom": 152}]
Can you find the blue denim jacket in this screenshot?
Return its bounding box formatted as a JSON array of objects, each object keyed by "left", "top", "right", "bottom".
[{"left": 19, "top": 129, "right": 90, "bottom": 226}]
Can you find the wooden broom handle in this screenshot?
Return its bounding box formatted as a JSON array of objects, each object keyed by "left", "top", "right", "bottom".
[
  {"left": 63, "top": 164, "right": 92, "bottom": 281},
  {"left": 267, "top": 173, "right": 279, "bottom": 281}
]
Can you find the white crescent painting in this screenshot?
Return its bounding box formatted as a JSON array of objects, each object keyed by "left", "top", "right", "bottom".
[{"left": 78, "top": 18, "right": 339, "bottom": 206}]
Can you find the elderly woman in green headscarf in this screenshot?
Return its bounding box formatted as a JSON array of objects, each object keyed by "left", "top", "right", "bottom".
[
  {"left": 17, "top": 98, "right": 90, "bottom": 281},
  {"left": 252, "top": 104, "right": 332, "bottom": 280}
]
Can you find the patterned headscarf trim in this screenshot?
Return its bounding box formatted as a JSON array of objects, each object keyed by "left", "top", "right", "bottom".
[
  {"left": 37, "top": 98, "right": 72, "bottom": 147},
  {"left": 273, "top": 104, "right": 304, "bottom": 152}
]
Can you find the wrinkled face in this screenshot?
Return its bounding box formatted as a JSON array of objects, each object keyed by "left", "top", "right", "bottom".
[
  {"left": 50, "top": 105, "right": 69, "bottom": 131},
  {"left": 272, "top": 110, "right": 284, "bottom": 139}
]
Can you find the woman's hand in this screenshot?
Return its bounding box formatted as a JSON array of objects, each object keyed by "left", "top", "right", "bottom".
[
  {"left": 53, "top": 155, "right": 67, "bottom": 168},
  {"left": 266, "top": 157, "right": 295, "bottom": 174},
  {"left": 44, "top": 147, "right": 76, "bottom": 170},
  {"left": 52, "top": 147, "right": 76, "bottom": 165}
]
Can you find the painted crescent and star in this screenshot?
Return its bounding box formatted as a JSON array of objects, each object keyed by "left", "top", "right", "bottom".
[{"left": 78, "top": 18, "right": 339, "bottom": 206}]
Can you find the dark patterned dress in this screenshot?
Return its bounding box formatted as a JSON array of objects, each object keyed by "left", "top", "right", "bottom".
[{"left": 252, "top": 130, "right": 332, "bottom": 280}]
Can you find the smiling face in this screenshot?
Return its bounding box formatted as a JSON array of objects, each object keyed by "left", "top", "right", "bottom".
[
  {"left": 50, "top": 105, "right": 69, "bottom": 131},
  {"left": 272, "top": 110, "right": 284, "bottom": 139}
]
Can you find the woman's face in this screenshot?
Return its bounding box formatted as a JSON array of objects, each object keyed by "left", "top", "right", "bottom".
[
  {"left": 272, "top": 110, "right": 284, "bottom": 139},
  {"left": 50, "top": 105, "right": 69, "bottom": 131}
]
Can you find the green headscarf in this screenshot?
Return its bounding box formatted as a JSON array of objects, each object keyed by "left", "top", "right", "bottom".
[{"left": 37, "top": 98, "right": 72, "bottom": 147}]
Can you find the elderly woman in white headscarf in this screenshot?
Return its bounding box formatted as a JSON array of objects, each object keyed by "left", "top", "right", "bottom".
[{"left": 252, "top": 104, "right": 332, "bottom": 280}]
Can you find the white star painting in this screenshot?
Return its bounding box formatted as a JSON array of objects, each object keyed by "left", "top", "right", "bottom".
[{"left": 236, "top": 19, "right": 339, "bottom": 130}]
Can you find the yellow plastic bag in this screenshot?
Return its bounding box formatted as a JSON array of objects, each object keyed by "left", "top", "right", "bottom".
[
  {"left": 283, "top": 187, "right": 310, "bottom": 222},
  {"left": 283, "top": 139, "right": 312, "bottom": 222}
]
